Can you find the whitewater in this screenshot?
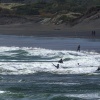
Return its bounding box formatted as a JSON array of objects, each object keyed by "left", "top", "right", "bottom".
[
  {"left": 0, "top": 46, "right": 99, "bottom": 75},
  {"left": 0, "top": 35, "right": 100, "bottom": 100}
]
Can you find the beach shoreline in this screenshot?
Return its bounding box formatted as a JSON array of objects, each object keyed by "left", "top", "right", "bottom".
[{"left": 0, "top": 23, "right": 99, "bottom": 38}]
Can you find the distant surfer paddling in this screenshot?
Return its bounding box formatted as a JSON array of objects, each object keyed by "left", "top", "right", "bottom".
[
  {"left": 58, "top": 58, "right": 63, "bottom": 63},
  {"left": 52, "top": 63, "right": 59, "bottom": 69},
  {"left": 97, "top": 67, "right": 100, "bottom": 71}
]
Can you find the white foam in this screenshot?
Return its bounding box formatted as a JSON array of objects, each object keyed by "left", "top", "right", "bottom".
[
  {"left": 65, "top": 93, "right": 100, "bottom": 99},
  {"left": 0, "top": 47, "right": 99, "bottom": 75},
  {"left": 0, "top": 91, "right": 5, "bottom": 94},
  {"left": 35, "top": 82, "right": 80, "bottom": 86},
  {"left": 0, "top": 62, "right": 98, "bottom": 75}
]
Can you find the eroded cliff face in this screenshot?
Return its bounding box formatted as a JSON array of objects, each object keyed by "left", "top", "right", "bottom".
[{"left": 0, "top": 2, "right": 99, "bottom": 29}]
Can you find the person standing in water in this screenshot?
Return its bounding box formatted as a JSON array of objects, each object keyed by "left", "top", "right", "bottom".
[{"left": 77, "top": 45, "right": 80, "bottom": 52}]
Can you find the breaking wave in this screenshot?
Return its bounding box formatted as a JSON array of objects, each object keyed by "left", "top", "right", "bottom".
[{"left": 0, "top": 46, "right": 100, "bottom": 75}]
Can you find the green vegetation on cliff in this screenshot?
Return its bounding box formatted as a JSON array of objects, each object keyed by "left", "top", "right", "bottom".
[
  {"left": 0, "top": 0, "right": 100, "bottom": 24},
  {"left": 1, "top": 0, "right": 99, "bottom": 15}
]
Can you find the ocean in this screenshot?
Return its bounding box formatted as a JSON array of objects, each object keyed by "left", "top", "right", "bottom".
[{"left": 0, "top": 35, "right": 100, "bottom": 100}]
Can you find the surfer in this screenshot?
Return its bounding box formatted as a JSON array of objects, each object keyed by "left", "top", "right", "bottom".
[
  {"left": 52, "top": 63, "right": 59, "bottom": 69},
  {"left": 97, "top": 67, "right": 100, "bottom": 71},
  {"left": 77, "top": 45, "right": 80, "bottom": 52},
  {"left": 58, "top": 58, "right": 63, "bottom": 63},
  {"left": 78, "top": 63, "right": 81, "bottom": 66}
]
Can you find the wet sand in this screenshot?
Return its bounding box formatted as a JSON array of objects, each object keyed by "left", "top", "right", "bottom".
[{"left": 0, "top": 23, "right": 100, "bottom": 38}]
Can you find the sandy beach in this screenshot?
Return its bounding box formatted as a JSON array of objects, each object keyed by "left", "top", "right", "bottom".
[{"left": 0, "top": 17, "right": 99, "bottom": 38}]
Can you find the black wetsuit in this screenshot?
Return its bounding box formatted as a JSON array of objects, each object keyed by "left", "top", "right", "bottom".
[
  {"left": 58, "top": 59, "right": 63, "bottom": 63},
  {"left": 77, "top": 45, "right": 80, "bottom": 52},
  {"left": 53, "top": 63, "right": 59, "bottom": 69}
]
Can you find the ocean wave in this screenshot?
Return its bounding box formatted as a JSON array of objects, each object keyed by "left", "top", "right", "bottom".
[{"left": 0, "top": 46, "right": 99, "bottom": 75}]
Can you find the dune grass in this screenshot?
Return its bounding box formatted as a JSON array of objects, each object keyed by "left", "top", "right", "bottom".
[{"left": 0, "top": 3, "right": 24, "bottom": 10}]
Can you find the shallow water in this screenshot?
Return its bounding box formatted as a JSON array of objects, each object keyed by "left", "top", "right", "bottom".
[{"left": 0, "top": 35, "right": 100, "bottom": 100}]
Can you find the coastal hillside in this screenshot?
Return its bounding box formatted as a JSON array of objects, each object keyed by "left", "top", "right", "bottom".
[{"left": 0, "top": 0, "right": 99, "bottom": 27}]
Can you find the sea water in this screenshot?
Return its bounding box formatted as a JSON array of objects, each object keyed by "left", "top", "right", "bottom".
[{"left": 0, "top": 35, "right": 100, "bottom": 100}]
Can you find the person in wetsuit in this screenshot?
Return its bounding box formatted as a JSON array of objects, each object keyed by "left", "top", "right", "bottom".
[
  {"left": 52, "top": 63, "right": 59, "bottom": 69},
  {"left": 58, "top": 58, "right": 63, "bottom": 63},
  {"left": 77, "top": 45, "right": 80, "bottom": 52}
]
